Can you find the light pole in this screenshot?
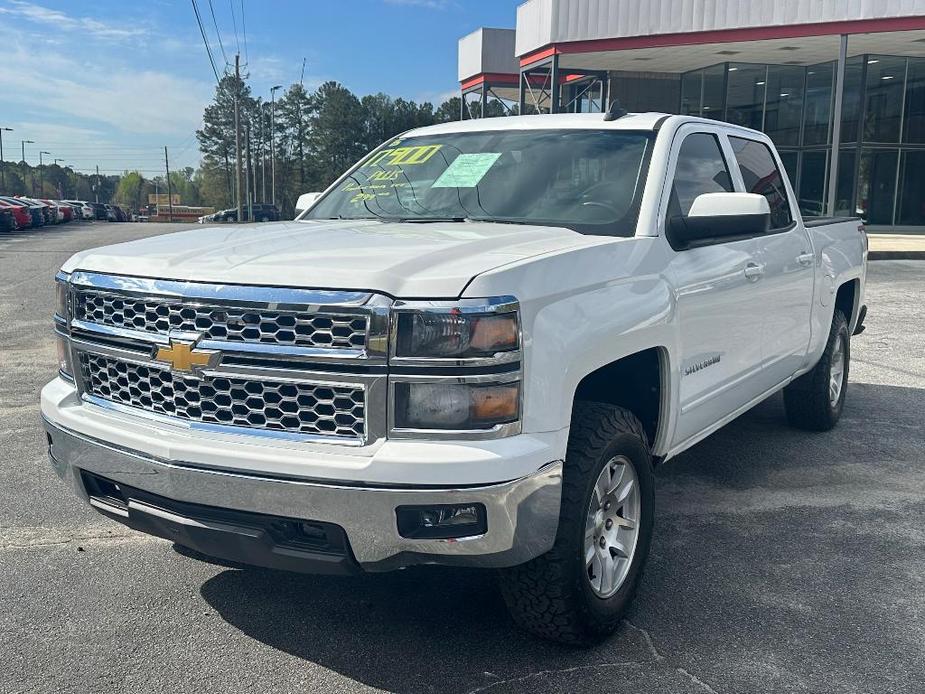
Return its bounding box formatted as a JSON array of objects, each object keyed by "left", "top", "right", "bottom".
[
  {"left": 54, "top": 159, "right": 65, "bottom": 198},
  {"left": 21, "top": 140, "right": 34, "bottom": 196},
  {"left": 0, "top": 127, "right": 12, "bottom": 192},
  {"left": 270, "top": 84, "right": 282, "bottom": 206},
  {"left": 39, "top": 151, "right": 50, "bottom": 197}
]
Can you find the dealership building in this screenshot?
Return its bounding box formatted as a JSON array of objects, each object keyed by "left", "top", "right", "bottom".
[{"left": 458, "top": 0, "right": 925, "bottom": 231}]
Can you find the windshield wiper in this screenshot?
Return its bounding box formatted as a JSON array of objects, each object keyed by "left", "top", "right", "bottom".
[
  {"left": 391, "top": 216, "right": 468, "bottom": 223},
  {"left": 466, "top": 217, "right": 534, "bottom": 226}
]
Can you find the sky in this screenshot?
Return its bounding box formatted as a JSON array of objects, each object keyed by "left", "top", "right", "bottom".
[{"left": 0, "top": 0, "right": 521, "bottom": 174}]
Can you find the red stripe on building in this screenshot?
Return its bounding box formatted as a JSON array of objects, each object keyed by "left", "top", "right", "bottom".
[{"left": 520, "top": 15, "right": 925, "bottom": 67}]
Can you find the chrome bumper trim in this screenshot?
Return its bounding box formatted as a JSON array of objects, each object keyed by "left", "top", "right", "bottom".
[{"left": 43, "top": 417, "right": 563, "bottom": 570}]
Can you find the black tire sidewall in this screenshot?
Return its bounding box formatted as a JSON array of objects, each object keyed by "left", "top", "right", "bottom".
[{"left": 570, "top": 429, "right": 655, "bottom": 627}]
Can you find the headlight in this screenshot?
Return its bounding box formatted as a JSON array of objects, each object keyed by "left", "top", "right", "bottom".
[
  {"left": 55, "top": 272, "right": 70, "bottom": 320},
  {"left": 55, "top": 332, "right": 73, "bottom": 378},
  {"left": 392, "top": 298, "right": 519, "bottom": 361},
  {"left": 393, "top": 381, "right": 520, "bottom": 431}
]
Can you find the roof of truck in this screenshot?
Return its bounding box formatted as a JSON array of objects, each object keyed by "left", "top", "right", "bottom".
[
  {"left": 404, "top": 112, "right": 772, "bottom": 142},
  {"left": 407, "top": 112, "right": 671, "bottom": 137}
]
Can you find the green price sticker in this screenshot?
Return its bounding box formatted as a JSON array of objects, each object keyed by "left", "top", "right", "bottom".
[{"left": 432, "top": 152, "right": 502, "bottom": 188}]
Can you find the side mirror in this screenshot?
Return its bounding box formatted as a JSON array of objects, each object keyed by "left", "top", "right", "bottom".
[
  {"left": 294, "top": 192, "right": 322, "bottom": 217},
  {"left": 668, "top": 192, "right": 770, "bottom": 249}
]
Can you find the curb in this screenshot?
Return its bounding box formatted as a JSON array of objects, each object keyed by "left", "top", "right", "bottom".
[{"left": 868, "top": 251, "right": 925, "bottom": 260}]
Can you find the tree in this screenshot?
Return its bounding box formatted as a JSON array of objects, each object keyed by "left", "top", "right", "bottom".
[
  {"left": 435, "top": 96, "right": 462, "bottom": 123},
  {"left": 308, "top": 82, "right": 366, "bottom": 188},
  {"left": 114, "top": 171, "right": 145, "bottom": 212},
  {"left": 196, "top": 73, "right": 255, "bottom": 207},
  {"left": 275, "top": 83, "right": 313, "bottom": 199}
]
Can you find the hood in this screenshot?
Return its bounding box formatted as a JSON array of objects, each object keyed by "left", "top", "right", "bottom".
[{"left": 61, "top": 219, "right": 605, "bottom": 297}]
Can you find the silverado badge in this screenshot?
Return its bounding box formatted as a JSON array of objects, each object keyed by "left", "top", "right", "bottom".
[{"left": 154, "top": 338, "right": 221, "bottom": 376}]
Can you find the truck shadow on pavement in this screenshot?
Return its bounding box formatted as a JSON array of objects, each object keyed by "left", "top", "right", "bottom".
[{"left": 195, "top": 382, "right": 925, "bottom": 694}]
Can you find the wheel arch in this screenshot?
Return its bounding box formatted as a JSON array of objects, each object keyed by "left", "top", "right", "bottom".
[
  {"left": 571, "top": 346, "right": 670, "bottom": 460},
  {"left": 835, "top": 278, "right": 861, "bottom": 333}
]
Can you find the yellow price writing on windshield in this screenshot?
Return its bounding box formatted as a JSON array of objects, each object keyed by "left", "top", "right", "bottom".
[{"left": 363, "top": 144, "right": 442, "bottom": 168}]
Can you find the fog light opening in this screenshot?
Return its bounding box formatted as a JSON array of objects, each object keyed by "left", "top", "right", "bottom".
[{"left": 396, "top": 503, "right": 487, "bottom": 540}]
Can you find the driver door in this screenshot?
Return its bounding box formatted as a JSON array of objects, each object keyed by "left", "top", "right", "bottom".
[{"left": 664, "top": 128, "right": 768, "bottom": 447}]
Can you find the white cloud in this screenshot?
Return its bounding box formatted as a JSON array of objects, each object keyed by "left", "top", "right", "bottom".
[
  {"left": 0, "top": 45, "right": 211, "bottom": 137},
  {"left": 415, "top": 89, "right": 459, "bottom": 105},
  {"left": 0, "top": 0, "right": 147, "bottom": 39}
]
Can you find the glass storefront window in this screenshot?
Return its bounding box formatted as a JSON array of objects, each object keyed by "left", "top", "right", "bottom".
[
  {"left": 857, "top": 149, "right": 898, "bottom": 225},
  {"left": 764, "top": 66, "right": 805, "bottom": 146},
  {"left": 903, "top": 58, "right": 925, "bottom": 144},
  {"left": 798, "top": 150, "right": 829, "bottom": 217},
  {"left": 778, "top": 151, "right": 799, "bottom": 190},
  {"left": 840, "top": 56, "right": 865, "bottom": 144},
  {"left": 863, "top": 56, "right": 906, "bottom": 143},
  {"left": 897, "top": 150, "right": 925, "bottom": 226},
  {"left": 804, "top": 62, "right": 834, "bottom": 145},
  {"left": 680, "top": 71, "right": 702, "bottom": 116},
  {"left": 725, "top": 63, "right": 766, "bottom": 131},
  {"left": 834, "top": 149, "right": 857, "bottom": 217},
  {"left": 701, "top": 64, "right": 726, "bottom": 120}
]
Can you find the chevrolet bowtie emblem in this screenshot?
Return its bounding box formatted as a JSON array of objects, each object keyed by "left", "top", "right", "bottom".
[{"left": 154, "top": 338, "right": 220, "bottom": 375}]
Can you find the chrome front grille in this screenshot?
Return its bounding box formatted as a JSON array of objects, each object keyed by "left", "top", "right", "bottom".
[
  {"left": 80, "top": 353, "right": 367, "bottom": 440},
  {"left": 64, "top": 272, "right": 390, "bottom": 445},
  {"left": 74, "top": 287, "right": 369, "bottom": 350}
]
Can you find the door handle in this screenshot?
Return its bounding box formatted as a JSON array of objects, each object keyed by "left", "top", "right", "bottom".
[
  {"left": 796, "top": 252, "right": 815, "bottom": 266},
  {"left": 744, "top": 263, "right": 764, "bottom": 281}
]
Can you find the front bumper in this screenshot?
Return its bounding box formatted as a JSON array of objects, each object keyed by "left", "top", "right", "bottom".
[{"left": 43, "top": 418, "right": 563, "bottom": 572}]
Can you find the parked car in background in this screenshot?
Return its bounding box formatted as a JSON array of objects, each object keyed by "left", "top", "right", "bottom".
[
  {"left": 0, "top": 198, "right": 32, "bottom": 229},
  {"left": 112, "top": 205, "right": 128, "bottom": 222},
  {"left": 55, "top": 202, "right": 74, "bottom": 223},
  {"left": 40, "top": 199, "right": 65, "bottom": 223},
  {"left": 199, "top": 203, "right": 281, "bottom": 223},
  {"left": 1, "top": 197, "right": 43, "bottom": 227},
  {"left": 63, "top": 200, "right": 95, "bottom": 220},
  {"left": 0, "top": 206, "right": 13, "bottom": 232},
  {"left": 89, "top": 203, "right": 108, "bottom": 220}
]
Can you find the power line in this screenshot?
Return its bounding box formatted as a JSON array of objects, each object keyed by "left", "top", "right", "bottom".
[
  {"left": 191, "top": 0, "right": 221, "bottom": 85},
  {"left": 207, "top": 0, "right": 229, "bottom": 67},
  {"left": 240, "top": 0, "right": 248, "bottom": 66},
  {"left": 229, "top": 0, "right": 240, "bottom": 58}
]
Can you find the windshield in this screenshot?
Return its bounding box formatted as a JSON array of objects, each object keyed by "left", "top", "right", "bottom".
[{"left": 305, "top": 129, "right": 653, "bottom": 236}]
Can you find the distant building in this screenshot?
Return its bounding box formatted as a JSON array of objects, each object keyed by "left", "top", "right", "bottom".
[{"left": 458, "top": 0, "right": 925, "bottom": 231}]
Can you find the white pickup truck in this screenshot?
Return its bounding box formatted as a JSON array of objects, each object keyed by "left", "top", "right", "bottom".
[{"left": 43, "top": 111, "right": 867, "bottom": 644}]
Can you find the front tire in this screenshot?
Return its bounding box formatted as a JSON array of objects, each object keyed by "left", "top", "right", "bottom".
[
  {"left": 499, "top": 402, "right": 654, "bottom": 645},
  {"left": 783, "top": 309, "right": 850, "bottom": 431}
]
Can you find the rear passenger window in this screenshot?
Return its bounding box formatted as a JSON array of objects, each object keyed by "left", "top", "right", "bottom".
[
  {"left": 669, "top": 133, "right": 734, "bottom": 217},
  {"left": 729, "top": 137, "right": 794, "bottom": 230}
]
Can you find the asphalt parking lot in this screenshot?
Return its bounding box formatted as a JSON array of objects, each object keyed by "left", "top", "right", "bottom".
[{"left": 1, "top": 222, "right": 923, "bottom": 694}]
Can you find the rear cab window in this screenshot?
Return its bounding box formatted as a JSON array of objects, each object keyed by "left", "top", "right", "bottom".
[{"left": 728, "top": 136, "right": 794, "bottom": 230}]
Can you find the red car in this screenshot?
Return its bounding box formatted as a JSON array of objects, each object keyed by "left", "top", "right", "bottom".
[{"left": 0, "top": 198, "right": 32, "bottom": 229}]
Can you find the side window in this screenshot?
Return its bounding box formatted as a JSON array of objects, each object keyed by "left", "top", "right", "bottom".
[
  {"left": 729, "top": 136, "right": 794, "bottom": 230},
  {"left": 669, "top": 133, "right": 733, "bottom": 217}
]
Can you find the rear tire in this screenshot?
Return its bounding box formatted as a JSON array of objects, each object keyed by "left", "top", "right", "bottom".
[
  {"left": 783, "top": 309, "right": 850, "bottom": 431},
  {"left": 499, "top": 401, "right": 654, "bottom": 645}
]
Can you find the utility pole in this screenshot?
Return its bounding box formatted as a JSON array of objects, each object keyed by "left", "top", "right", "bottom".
[
  {"left": 260, "top": 106, "right": 267, "bottom": 202},
  {"left": 95, "top": 165, "right": 100, "bottom": 203},
  {"left": 164, "top": 146, "right": 174, "bottom": 223},
  {"left": 234, "top": 53, "right": 244, "bottom": 224},
  {"left": 245, "top": 124, "right": 252, "bottom": 221},
  {"left": 39, "top": 151, "right": 50, "bottom": 197},
  {"left": 270, "top": 84, "right": 281, "bottom": 206},
  {"left": 21, "top": 140, "right": 34, "bottom": 196},
  {"left": 0, "top": 127, "right": 12, "bottom": 192}
]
